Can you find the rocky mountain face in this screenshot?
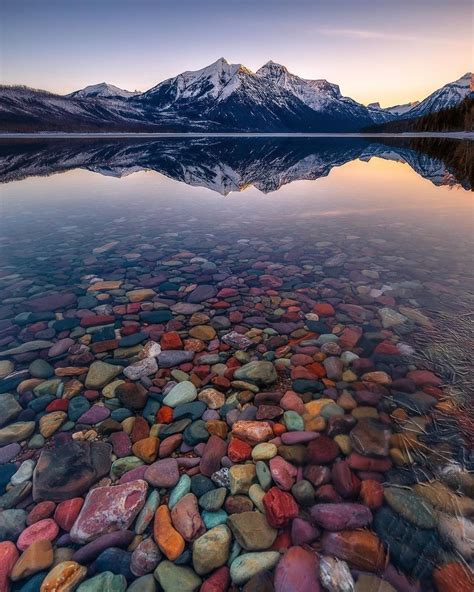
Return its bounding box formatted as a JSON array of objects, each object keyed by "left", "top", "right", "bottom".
[{"left": 0, "top": 60, "right": 471, "bottom": 132}]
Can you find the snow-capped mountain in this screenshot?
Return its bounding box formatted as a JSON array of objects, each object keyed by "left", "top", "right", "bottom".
[
  {"left": 399, "top": 73, "right": 472, "bottom": 119},
  {"left": 0, "top": 60, "right": 471, "bottom": 133},
  {"left": 139, "top": 57, "right": 352, "bottom": 131},
  {"left": 256, "top": 61, "right": 377, "bottom": 126},
  {"left": 68, "top": 82, "right": 138, "bottom": 99}
]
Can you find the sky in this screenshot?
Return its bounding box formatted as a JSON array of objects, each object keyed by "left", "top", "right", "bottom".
[{"left": 1, "top": 0, "right": 472, "bottom": 106}]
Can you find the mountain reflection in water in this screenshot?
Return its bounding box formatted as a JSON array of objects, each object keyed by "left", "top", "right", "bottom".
[{"left": 0, "top": 137, "right": 471, "bottom": 193}]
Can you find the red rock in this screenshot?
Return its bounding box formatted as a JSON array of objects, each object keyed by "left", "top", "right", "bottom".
[
  {"left": 306, "top": 362, "right": 326, "bottom": 378},
  {"left": 374, "top": 341, "right": 400, "bottom": 356},
  {"left": 360, "top": 480, "right": 384, "bottom": 509},
  {"left": 313, "top": 303, "right": 335, "bottom": 317},
  {"left": 331, "top": 461, "right": 360, "bottom": 499},
  {"left": 200, "top": 565, "right": 231, "bottom": 592},
  {"left": 54, "top": 497, "right": 84, "bottom": 531},
  {"left": 347, "top": 452, "right": 392, "bottom": 473},
  {"left": 274, "top": 546, "right": 320, "bottom": 592},
  {"left": 322, "top": 530, "right": 386, "bottom": 572},
  {"left": 70, "top": 479, "right": 148, "bottom": 543},
  {"left": 130, "top": 416, "right": 150, "bottom": 443},
  {"left": 303, "top": 465, "right": 330, "bottom": 488},
  {"left": 81, "top": 315, "right": 115, "bottom": 327},
  {"left": 0, "top": 541, "right": 19, "bottom": 592},
  {"left": 280, "top": 391, "right": 305, "bottom": 414},
  {"left": 315, "top": 484, "right": 343, "bottom": 503},
  {"left": 263, "top": 487, "right": 299, "bottom": 528},
  {"left": 305, "top": 436, "right": 340, "bottom": 464},
  {"left": 200, "top": 435, "right": 228, "bottom": 477},
  {"left": 338, "top": 327, "right": 362, "bottom": 349},
  {"left": 45, "top": 399, "right": 69, "bottom": 413},
  {"left": 17, "top": 519, "right": 59, "bottom": 551},
  {"left": 407, "top": 370, "right": 442, "bottom": 387},
  {"left": 26, "top": 501, "right": 56, "bottom": 525},
  {"left": 161, "top": 332, "right": 183, "bottom": 350},
  {"left": 27, "top": 292, "right": 76, "bottom": 312},
  {"left": 228, "top": 438, "right": 252, "bottom": 463},
  {"left": 156, "top": 406, "right": 173, "bottom": 424},
  {"left": 433, "top": 561, "right": 474, "bottom": 592}
]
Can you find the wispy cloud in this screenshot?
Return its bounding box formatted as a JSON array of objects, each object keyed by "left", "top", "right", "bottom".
[{"left": 316, "top": 27, "right": 463, "bottom": 45}]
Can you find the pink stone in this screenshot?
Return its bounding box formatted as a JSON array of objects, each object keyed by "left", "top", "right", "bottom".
[
  {"left": 17, "top": 518, "right": 59, "bottom": 551},
  {"left": 144, "top": 458, "right": 179, "bottom": 488},
  {"left": 70, "top": 479, "right": 148, "bottom": 543},
  {"left": 170, "top": 493, "right": 205, "bottom": 542},
  {"left": 0, "top": 541, "right": 19, "bottom": 592},
  {"left": 26, "top": 501, "right": 56, "bottom": 525},
  {"left": 274, "top": 546, "right": 320, "bottom": 592},
  {"left": 291, "top": 518, "right": 320, "bottom": 546},
  {"left": 281, "top": 431, "right": 318, "bottom": 445},
  {"left": 54, "top": 497, "right": 84, "bottom": 531},
  {"left": 310, "top": 503, "right": 372, "bottom": 531},
  {"left": 269, "top": 456, "right": 297, "bottom": 491},
  {"left": 280, "top": 391, "right": 305, "bottom": 415}
]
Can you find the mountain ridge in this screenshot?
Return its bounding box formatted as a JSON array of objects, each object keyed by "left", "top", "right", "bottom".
[{"left": 0, "top": 59, "right": 471, "bottom": 133}]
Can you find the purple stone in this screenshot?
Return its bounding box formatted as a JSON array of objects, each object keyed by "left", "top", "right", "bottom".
[{"left": 77, "top": 405, "right": 110, "bottom": 424}]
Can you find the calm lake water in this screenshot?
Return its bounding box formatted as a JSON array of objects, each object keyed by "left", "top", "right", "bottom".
[{"left": 0, "top": 137, "right": 473, "bottom": 591}]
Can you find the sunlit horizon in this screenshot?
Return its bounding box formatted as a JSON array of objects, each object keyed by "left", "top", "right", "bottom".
[{"left": 2, "top": 0, "right": 472, "bottom": 107}]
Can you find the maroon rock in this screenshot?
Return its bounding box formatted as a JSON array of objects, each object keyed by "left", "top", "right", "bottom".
[
  {"left": 27, "top": 292, "right": 77, "bottom": 312},
  {"left": 274, "top": 546, "right": 320, "bottom": 592},
  {"left": 109, "top": 431, "right": 132, "bottom": 458},
  {"left": 200, "top": 566, "right": 231, "bottom": 592},
  {"left": 131, "top": 537, "right": 161, "bottom": 576},
  {"left": 170, "top": 493, "right": 205, "bottom": 542},
  {"left": 349, "top": 419, "right": 391, "bottom": 457},
  {"left": 291, "top": 518, "right": 320, "bottom": 545},
  {"left": 70, "top": 479, "right": 148, "bottom": 543},
  {"left": 144, "top": 458, "right": 179, "bottom": 488},
  {"left": 263, "top": 487, "right": 299, "bottom": 528},
  {"left": 305, "top": 436, "right": 339, "bottom": 464},
  {"left": 331, "top": 461, "right": 360, "bottom": 499},
  {"left": 303, "top": 465, "right": 331, "bottom": 488},
  {"left": 347, "top": 452, "right": 392, "bottom": 473},
  {"left": 310, "top": 503, "right": 372, "bottom": 531},
  {"left": 315, "top": 484, "right": 343, "bottom": 503},
  {"left": 200, "top": 435, "right": 228, "bottom": 477},
  {"left": 72, "top": 530, "right": 135, "bottom": 563}
]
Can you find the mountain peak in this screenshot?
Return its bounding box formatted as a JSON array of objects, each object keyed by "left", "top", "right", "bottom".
[{"left": 67, "top": 82, "right": 137, "bottom": 99}]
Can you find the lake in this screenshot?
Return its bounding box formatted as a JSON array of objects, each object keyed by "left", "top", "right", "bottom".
[{"left": 0, "top": 136, "right": 473, "bottom": 591}]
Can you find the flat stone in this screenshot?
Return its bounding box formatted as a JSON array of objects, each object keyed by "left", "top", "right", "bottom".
[
  {"left": 77, "top": 571, "right": 128, "bottom": 592},
  {"left": 228, "top": 511, "right": 277, "bottom": 550},
  {"left": 154, "top": 560, "right": 202, "bottom": 592},
  {"left": 384, "top": 487, "right": 436, "bottom": 529},
  {"left": 70, "top": 479, "right": 148, "bottom": 543},
  {"left": 0, "top": 421, "right": 35, "bottom": 445},
  {"left": 144, "top": 458, "right": 179, "bottom": 488},
  {"left": 230, "top": 552, "right": 280, "bottom": 585},
  {"left": 171, "top": 493, "right": 205, "bottom": 542},
  {"left": 85, "top": 361, "right": 122, "bottom": 389},
  {"left": 33, "top": 441, "right": 112, "bottom": 502},
  {"left": 10, "top": 539, "right": 53, "bottom": 581},
  {"left": 192, "top": 524, "right": 232, "bottom": 575},
  {"left": 350, "top": 419, "right": 391, "bottom": 458},
  {"left": 163, "top": 381, "right": 197, "bottom": 408},
  {"left": 310, "top": 503, "right": 372, "bottom": 531},
  {"left": 233, "top": 361, "right": 277, "bottom": 386},
  {"left": 274, "top": 546, "right": 320, "bottom": 592},
  {"left": 0, "top": 394, "right": 22, "bottom": 427}
]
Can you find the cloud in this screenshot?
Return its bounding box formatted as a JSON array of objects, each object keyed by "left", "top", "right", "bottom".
[{"left": 316, "top": 27, "right": 463, "bottom": 45}]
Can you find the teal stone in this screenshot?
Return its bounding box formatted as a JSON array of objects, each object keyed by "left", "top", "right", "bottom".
[
  {"left": 320, "top": 403, "right": 345, "bottom": 419},
  {"left": 384, "top": 486, "right": 437, "bottom": 529},
  {"left": 283, "top": 410, "right": 304, "bottom": 431},
  {"left": 29, "top": 359, "right": 54, "bottom": 379},
  {"left": 202, "top": 509, "right": 228, "bottom": 529},
  {"left": 256, "top": 460, "right": 272, "bottom": 491},
  {"left": 60, "top": 421, "right": 75, "bottom": 432},
  {"left": 111, "top": 456, "right": 144, "bottom": 478},
  {"left": 143, "top": 399, "right": 160, "bottom": 424},
  {"left": 77, "top": 571, "right": 127, "bottom": 592},
  {"left": 33, "top": 379, "right": 62, "bottom": 396},
  {"left": 135, "top": 490, "right": 160, "bottom": 535},
  {"left": 228, "top": 539, "right": 242, "bottom": 566},
  {"left": 159, "top": 419, "right": 192, "bottom": 438},
  {"left": 169, "top": 475, "right": 191, "bottom": 509},
  {"left": 28, "top": 395, "right": 54, "bottom": 413},
  {"left": 127, "top": 574, "right": 156, "bottom": 592},
  {"left": 198, "top": 487, "right": 227, "bottom": 512},
  {"left": 68, "top": 396, "right": 90, "bottom": 421},
  {"left": 111, "top": 408, "right": 133, "bottom": 422},
  {"left": 28, "top": 434, "right": 45, "bottom": 449},
  {"left": 183, "top": 420, "right": 209, "bottom": 446}
]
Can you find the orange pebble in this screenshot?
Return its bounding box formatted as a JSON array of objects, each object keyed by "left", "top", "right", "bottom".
[{"left": 153, "top": 505, "right": 185, "bottom": 561}]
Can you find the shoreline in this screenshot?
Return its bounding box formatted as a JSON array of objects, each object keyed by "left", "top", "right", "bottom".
[{"left": 0, "top": 131, "right": 472, "bottom": 140}]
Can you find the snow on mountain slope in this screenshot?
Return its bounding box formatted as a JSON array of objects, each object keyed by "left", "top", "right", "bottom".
[
  {"left": 401, "top": 73, "right": 472, "bottom": 118},
  {"left": 256, "top": 61, "right": 379, "bottom": 126},
  {"left": 68, "top": 82, "right": 139, "bottom": 99}
]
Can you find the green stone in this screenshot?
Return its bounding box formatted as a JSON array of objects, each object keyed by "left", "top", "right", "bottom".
[
  {"left": 110, "top": 456, "right": 144, "bottom": 478},
  {"left": 384, "top": 486, "right": 437, "bottom": 529},
  {"left": 154, "top": 561, "right": 202, "bottom": 592},
  {"left": 169, "top": 475, "right": 191, "bottom": 509},
  {"left": 283, "top": 410, "right": 304, "bottom": 431},
  {"left": 77, "top": 572, "right": 127, "bottom": 592}
]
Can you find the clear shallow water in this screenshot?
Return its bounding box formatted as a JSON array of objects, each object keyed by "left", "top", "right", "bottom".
[{"left": 0, "top": 138, "right": 473, "bottom": 591}]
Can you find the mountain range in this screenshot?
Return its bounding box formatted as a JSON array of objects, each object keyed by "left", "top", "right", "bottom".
[{"left": 0, "top": 58, "right": 471, "bottom": 133}]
